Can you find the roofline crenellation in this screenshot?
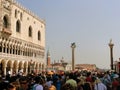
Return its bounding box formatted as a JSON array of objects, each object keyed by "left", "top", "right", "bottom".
[{"left": 11, "top": 0, "right": 45, "bottom": 25}]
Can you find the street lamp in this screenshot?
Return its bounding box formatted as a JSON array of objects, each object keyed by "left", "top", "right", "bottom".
[
  {"left": 71, "top": 42, "right": 76, "bottom": 71},
  {"left": 108, "top": 39, "right": 114, "bottom": 70}
]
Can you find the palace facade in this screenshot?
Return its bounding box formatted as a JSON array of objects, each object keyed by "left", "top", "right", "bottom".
[{"left": 0, "top": 0, "right": 45, "bottom": 75}]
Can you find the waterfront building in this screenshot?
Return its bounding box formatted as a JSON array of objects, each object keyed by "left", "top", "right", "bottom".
[
  {"left": 0, "top": 0, "right": 45, "bottom": 75},
  {"left": 51, "top": 58, "right": 72, "bottom": 71},
  {"left": 75, "top": 64, "right": 97, "bottom": 71}
]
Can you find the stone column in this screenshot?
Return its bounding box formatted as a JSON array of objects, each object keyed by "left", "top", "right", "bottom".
[
  {"left": 20, "top": 47, "right": 22, "bottom": 55},
  {"left": 8, "top": 47, "right": 10, "bottom": 54},
  {"left": 10, "top": 66, "right": 13, "bottom": 75},
  {"left": 3, "top": 66, "right": 6, "bottom": 76},
  {"left": 5, "top": 45, "right": 7, "bottom": 53},
  {"left": 71, "top": 42, "right": 76, "bottom": 71},
  {"left": 36, "top": 65, "right": 39, "bottom": 74},
  {"left": 16, "top": 67, "right": 18, "bottom": 74},
  {"left": 14, "top": 48, "right": 16, "bottom": 55},
  {"left": 14, "top": 45, "right": 16, "bottom": 54},
  {"left": 11, "top": 45, "right": 13, "bottom": 54},
  {"left": 108, "top": 39, "right": 114, "bottom": 70},
  {"left": 21, "top": 49, "right": 23, "bottom": 56},
  {"left": 25, "top": 67, "right": 28, "bottom": 75}
]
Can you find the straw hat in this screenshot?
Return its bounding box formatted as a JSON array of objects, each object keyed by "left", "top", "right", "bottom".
[{"left": 95, "top": 78, "right": 101, "bottom": 84}]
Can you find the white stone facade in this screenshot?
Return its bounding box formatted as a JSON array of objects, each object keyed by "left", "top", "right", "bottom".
[{"left": 0, "top": 0, "right": 45, "bottom": 75}]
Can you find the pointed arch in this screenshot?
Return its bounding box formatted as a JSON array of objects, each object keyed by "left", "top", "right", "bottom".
[
  {"left": 1, "top": 59, "right": 6, "bottom": 68},
  {"left": 6, "top": 60, "right": 12, "bottom": 72},
  {"left": 19, "top": 61, "right": 23, "bottom": 70},
  {"left": 28, "top": 26, "right": 32, "bottom": 37},
  {"left": 13, "top": 60, "right": 19, "bottom": 72},
  {"left": 38, "top": 31, "right": 41, "bottom": 40},
  {"left": 3, "top": 15, "right": 9, "bottom": 28},
  {"left": 20, "top": 12, "right": 23, "bottom": 21},
  {"left": 16, "top": 20, "right": 21, "bottom": 33}
]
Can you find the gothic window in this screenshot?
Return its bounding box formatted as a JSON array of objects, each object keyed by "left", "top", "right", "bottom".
[
  {"left": 0, "top": 46, "right": 2, "bottom": 52},
  {"left": 16, "top": 20, "right": 21, "bottom": 33},
  {"left": 28, "top": 26, "right": 32, "bottom": 37},
  {"left": 15, "top": 9, "right": 17, "bottom": 18},
  {"left": 20, "top": 12, "right": 22, "bottom": 21},
  {"left": 3, "top": 15, "right": 9, "bottom": 28},
  {"left": 38, "top": 31, "right": 41, "bottom": 40}
]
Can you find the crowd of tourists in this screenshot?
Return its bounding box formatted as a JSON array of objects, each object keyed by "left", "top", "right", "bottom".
[{"left": 0, "top": 70, "right": 120, "bottom": 90}]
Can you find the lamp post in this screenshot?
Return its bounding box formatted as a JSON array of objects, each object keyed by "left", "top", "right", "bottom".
[
  {"left": 71, "top": 42, "right": 76, "bottom": 71},
  {"left": 108, "top": 39, "right": 114, "bottom": 70}
]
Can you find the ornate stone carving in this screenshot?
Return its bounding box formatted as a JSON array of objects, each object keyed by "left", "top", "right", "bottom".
[
  {"left": 2, "top": 28, "right": 12, "bottom": 35},
  {"left": 3, "top": 0, "right": 10, "bottom": 10}
]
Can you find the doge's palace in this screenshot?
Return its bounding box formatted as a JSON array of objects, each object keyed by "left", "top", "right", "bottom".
[{"left": 0, "top": 0, "right": 46, "bottom": 75}]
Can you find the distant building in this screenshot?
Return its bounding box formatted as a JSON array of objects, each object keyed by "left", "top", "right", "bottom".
[
  {"left": 52, "top": 62, "right": 64, "bottom": 71},
  {"left": 51, "top": 58, "right": 72, "bottom": 71},
  {"left": 75, "top": 64, "right": 97, "bottom": 71}
]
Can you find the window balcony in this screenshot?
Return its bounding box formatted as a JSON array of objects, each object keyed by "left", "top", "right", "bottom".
[{"left": 2, "top": 28, "right": 12, "bottom": 35}]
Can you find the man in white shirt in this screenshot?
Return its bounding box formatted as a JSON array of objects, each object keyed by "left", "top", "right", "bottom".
[
  {"left": 94, "top": 78, "right": 107, "bottom": 90},
  {"left": 33, "top": 84, "right": 43, "bottom": 90}
]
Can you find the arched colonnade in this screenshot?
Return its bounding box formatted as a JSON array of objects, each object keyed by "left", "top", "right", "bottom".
[{"left": 0, "top": 59, "right": 45, "bottom": 76}]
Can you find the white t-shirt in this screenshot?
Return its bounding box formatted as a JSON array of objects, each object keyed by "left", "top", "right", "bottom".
[
  {"left": 94, "top": 83, "right": 107, "bottom": 90},
  {"left": 33, "top": 84, "right": 43, "bottom": 90},
  {"left": 45, "top": 81, "right": 53, "bottom": 88}
]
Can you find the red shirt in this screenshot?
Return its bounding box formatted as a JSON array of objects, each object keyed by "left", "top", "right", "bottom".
[
  {"left": 112, "top": 80, "right": 119, "bottom": 87},
  {"left": 86, "top": 77, "right": 92, "bottom": 82}
]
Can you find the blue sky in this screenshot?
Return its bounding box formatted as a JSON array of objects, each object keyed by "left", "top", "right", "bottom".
[{"left": 17, "top": 0, "right": 120, "bottom": 69}]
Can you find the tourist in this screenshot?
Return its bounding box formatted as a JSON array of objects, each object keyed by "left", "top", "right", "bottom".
[
  {"left": 19, "top": 76, "right": 29, "bottom": 90},
  {"left": 56, "top": 75, "right": 62, "bottom": 90},
  {"left": 94, "top": 78, "right": 107, "bottom": 90},
  {"left": 112, "top": 77, "right": 119, "bottom": 90},
  {"left": 7, "top": 83, "right": 16, "bottom": 90},
  {"left": 66, "top": 73, "right": 77, "bottom": 90}
]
